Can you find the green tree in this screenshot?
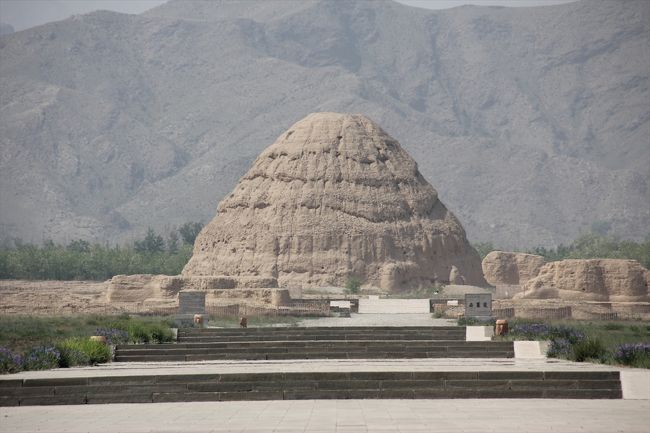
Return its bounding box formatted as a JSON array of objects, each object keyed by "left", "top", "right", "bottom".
[
  {"left": 167, "top": 231, "right": 179, "bottom": 254},
  {"left": 134, "top": 228, "right": 165, "bottom": 254},
  {"left": 179, "top": 222, "right": 203, "bottom": 245},
  {"left": 472, "top": 242, "right": 495, "bottom": 260},
  {"left": 527, "top": 233, "right": 650, "bottom": 268},
  {"left": 67, "top": 239, "right": 90, "bottom": 253}
]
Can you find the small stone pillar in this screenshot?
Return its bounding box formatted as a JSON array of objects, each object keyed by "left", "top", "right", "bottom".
[
  {"left": 271, "top": 289, "right": 291, "bottom": 307},
  {"left": 495, "top": 319, "right": 509, "bottom": 336}
]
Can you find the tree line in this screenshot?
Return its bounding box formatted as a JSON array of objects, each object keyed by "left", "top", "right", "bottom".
[
  {"left": 473, "top": 232, "right": 650, "bottom": 269},
  {"left": 0, "top": 222, "right": 203, "bottom": 281},
  {"left": 1, "top": 226, "right": 648, "bottom": 281}
]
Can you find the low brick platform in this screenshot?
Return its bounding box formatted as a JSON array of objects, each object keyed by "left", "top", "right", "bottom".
[{"left": 0, "top": 370, "right": 622, "bottom": 406}]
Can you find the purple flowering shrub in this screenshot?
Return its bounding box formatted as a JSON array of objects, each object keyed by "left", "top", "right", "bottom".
[
  {"left": 547, "top": 338, "right": 572, "bottom": 358},
  {"left": 614, "top": 343, "right": 650, "bottom": 367},
  {"left": 511, "top": 323, "right": 585, "bottom": 344},
  {"left": 511, "top": 323, "right": 552, "bottom": 339},
  {"left": 0, "top": 347, "right": 23, "bottom": 374},
  {"left": 511, "top": 323, "right": 599, "bottom": 362},
  {"left": 94, "top": 328, "right": 129, "bottom": 345},
  {"left": 23, "top": 346, "right": 60, "bottom": 371}
]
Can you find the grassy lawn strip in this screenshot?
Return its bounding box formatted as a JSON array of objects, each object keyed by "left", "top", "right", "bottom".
[
  {"left": 0, "top": 314, "right": 304, "bottom": 353},
  {"left": 0, "top": 314, "right": 173, "bottom": 353}
]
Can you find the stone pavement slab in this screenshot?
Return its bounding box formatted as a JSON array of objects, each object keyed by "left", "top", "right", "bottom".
[
  {"left": 357, "top": 299, "right": 431, "bottom": 314},
  {"left": 1, "top": 399, "right": 648, "bottom": 433}
]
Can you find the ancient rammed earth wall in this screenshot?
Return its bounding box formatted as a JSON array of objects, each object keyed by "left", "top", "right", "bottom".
[{"left": 182, "top": 112, "right": 486, "bottom": 291}]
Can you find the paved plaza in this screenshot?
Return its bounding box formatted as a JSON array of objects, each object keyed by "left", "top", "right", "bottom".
[{"left": 2, "top": 398, "right": 649, "bottom": 433}]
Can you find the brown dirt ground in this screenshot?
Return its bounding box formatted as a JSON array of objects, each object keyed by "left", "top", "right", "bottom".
[{"left": 0, "top": 280, "right": 121, "bottom": 315}]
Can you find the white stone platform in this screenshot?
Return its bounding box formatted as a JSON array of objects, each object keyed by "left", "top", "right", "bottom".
[{"left": 357, "top": 298, "right": 430, "bottom": 314}]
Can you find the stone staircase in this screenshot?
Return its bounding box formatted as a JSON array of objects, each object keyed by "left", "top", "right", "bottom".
[
  {"left": 0, "top": 325, "right": 626, "bottom": 406},
  {"left": 0, "top": 371, "right": 622, "bottom": 406},
  {"left": 114, "top": 326, "right": 515, "bottom": 362}
]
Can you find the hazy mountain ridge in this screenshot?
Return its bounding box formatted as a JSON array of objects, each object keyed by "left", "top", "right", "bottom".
[
  {"left": 0, "top": 23, "right": 14, "bottom": 36},
  {"left": 0, "top": 0, "right": 648, "bottom": 248}
]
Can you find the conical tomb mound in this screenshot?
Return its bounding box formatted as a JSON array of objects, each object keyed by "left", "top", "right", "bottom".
[{"left": 183, "top": 113, "right": 486, "bottom": 290}]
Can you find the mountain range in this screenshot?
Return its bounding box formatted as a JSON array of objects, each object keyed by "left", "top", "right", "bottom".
[{"left": 0, "top": 0, "right": 648, "bottom": 249}]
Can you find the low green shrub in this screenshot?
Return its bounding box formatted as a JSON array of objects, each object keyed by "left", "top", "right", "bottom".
[
  {"left": 57, "top": 346, "right": 90, "bottom": 368},
  {"left": 603, "top": 323, "right": 624, "bottom": 331},
  {"left": 150, "top": 324, "right": 173, "bottom": 343},
  {"left": 127, "top": 322, "right": 151, "bottom": 343},
  {"left": 126, "top": 322, "right": 173, "bottom": 344},
  {"left": 571, "top": 337, "right": 607, "bottom": 362},
  {"left": 457, "top": 317, "right": 480, "bottom": 326},
  {"left": 56, "top": 338, "right": 110, "bottom": 366},
  {"left": 629, "top": 325, "right": 642, "bottom": 336},
  {"left": 457, "top": 317, "right": 495, "bottom": 326},
  {"left": 345, "top": 277, "right": 361, "bottom": 295}
]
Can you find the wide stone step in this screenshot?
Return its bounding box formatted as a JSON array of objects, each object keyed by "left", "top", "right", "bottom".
[
  {"left": 116, "top": 340, "right": 506, "bottom": 351},
  {"left": 0, "top": 371, "right": 622, "bottom": 406},
  {"left": 178, "top": 331, "right": 465, "bottom": 338},
  {"left": 179, "top": 326, "right": 462, "bottom": 333},
  {"left": 115, "top": 352, "right": 517, "bottom": 362},
  {"left": 178, "top": 334, "right": 466, "bottom": 343},
  {"left": 177, "top": 330, "right": 467, "bottom": 342},
  {"left": 114, "top": 341, "right": 514, "bottom": 361},
  {"left": 177, "top": 327, "right": 464, "bottom": 337},
  {"left": 178, "top": 331, "right": 466, "bottom": 336}
]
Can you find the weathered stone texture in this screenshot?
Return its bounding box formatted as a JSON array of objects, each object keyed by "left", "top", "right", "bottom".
[
  {"left": 519, "top": 259, "right": 650, "bottom": 302},
  {"left": 182, "top": 113, "right": 486, "bottom": 291},
  {"left": 482, "top": 251, "right": 546, "bottom": 286},
  {"left": 106, "top": 274, "right": 182, "bottom": 303},
  {"left": 106, "top": 274, "right": 283, "bottom": 305}
]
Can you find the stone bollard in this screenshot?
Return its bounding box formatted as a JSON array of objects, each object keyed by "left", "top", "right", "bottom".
[
  {"left": 495, "top": 319, "right": 509, "bottom": 336},
  {"left": 239, "top": 317, "right": 248, "bottom": 328},
  {"left": 193, "top": 314, "right": 204, "bottom": 327},
  {"left": 90, "top": 336, "right": 107, "bottom": 345}
]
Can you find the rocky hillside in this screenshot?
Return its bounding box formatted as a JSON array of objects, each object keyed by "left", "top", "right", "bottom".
[{"left": 0, "top": 0, "right": 647, "bottom": 248}]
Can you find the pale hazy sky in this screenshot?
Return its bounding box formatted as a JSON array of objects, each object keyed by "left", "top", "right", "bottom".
[{"left": 0, "top": 0, "right": 577, "bottom": 32}]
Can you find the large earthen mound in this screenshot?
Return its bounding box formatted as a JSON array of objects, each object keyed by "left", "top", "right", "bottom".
[
  {"left": 482, "top": 251, "right": 545, "bottom": 286},
  {"left": 183, "top": 112, "right": 486, "bottom": 291},
  {"left": 519, "top": 259, "right": 650, "bottom": 302}
]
